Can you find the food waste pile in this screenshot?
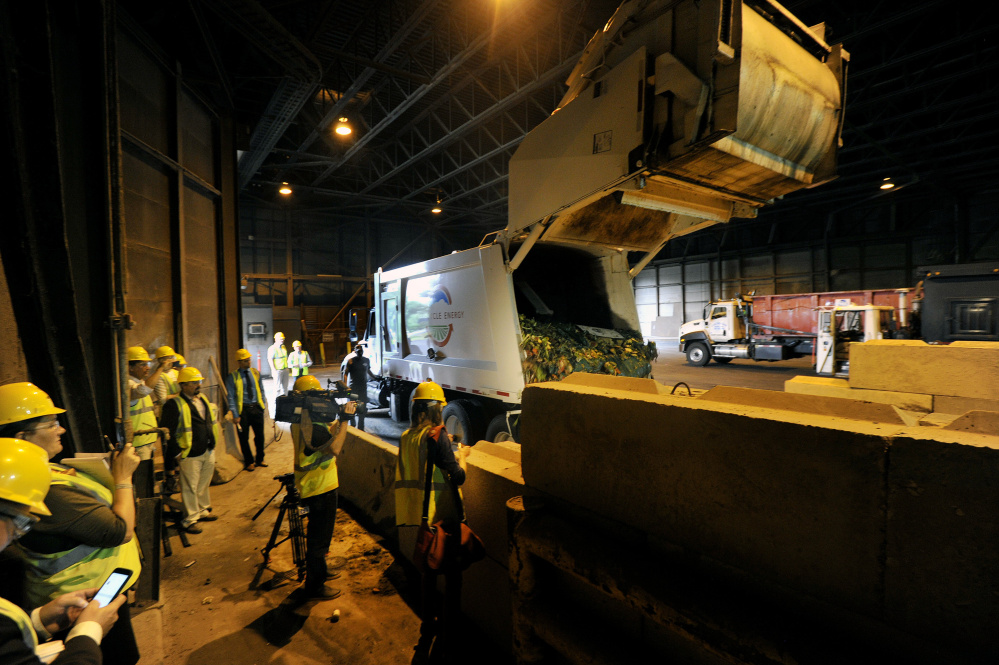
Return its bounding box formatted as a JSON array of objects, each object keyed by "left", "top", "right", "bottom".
[{"left": 519, "top": 315, "right": 658, "bottom": 384}]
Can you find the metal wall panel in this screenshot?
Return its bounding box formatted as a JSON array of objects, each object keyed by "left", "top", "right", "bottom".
[
  {"left": 182, "top": 187, "right": 220, "bottom": 374},
  {"left": 122, "top": 151, "right": 174, "bottom": 350},
  {"left": 117, "top": 34, "right": 169, "bottom": 152}
]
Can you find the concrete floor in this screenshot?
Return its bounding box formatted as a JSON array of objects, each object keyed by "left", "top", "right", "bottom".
[{"left": 132, "top": 351, "right": 815, "bottom": 664}]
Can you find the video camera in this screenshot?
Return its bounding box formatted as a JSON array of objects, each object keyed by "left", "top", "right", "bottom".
[{"left": 273, "top": 379, "right": 359, "bottom": 424}]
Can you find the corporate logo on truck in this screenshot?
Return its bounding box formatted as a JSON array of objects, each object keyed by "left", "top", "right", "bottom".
[{"left": 428, "top": 286, "right": 463, "bottom": 347}]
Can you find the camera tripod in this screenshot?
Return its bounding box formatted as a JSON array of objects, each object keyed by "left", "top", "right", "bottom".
[{"left": 252, "top": 473, "right": 307, "bottom": 581}]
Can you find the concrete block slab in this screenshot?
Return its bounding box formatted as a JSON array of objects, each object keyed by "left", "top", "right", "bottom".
[
  {"left": 785, "top": 375, "right": 933, "bottom": 413},
  {"left": 885, "top": 432, "right": 999, "bottom": 658},
  {"left": 521, "top": 382, "right": 888, "bottom": 615},
  {"left": 560, "top": 372, "right": 668, "bottom": 394},
  {"left": 850, "top": 340, "right": 999, "bottom": 400},
  {"left": 699, "top": 385, "right": 907, "bottom": 424},
  {"left": 943, "top": 410, "right": 999, "bottom": 435},
  {"left": 935, "top": 395, "right": 999, "bottom": 415},
  {"left": 337, "top": 429, "right": 399, "bottom": 532}
]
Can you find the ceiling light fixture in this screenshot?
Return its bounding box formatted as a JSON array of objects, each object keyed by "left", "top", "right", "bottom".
[
  {"left": 431, "top": 193, "right": 442, "bottom": 214},
  {"left": 335, "top": 117, "right": 352, "bottom": 136},
  {"left": 880, "top": 177, "right": 895, "bottom": 190},
  {"left": 279, "top": 182, "right": 293, "bottom": 195}
]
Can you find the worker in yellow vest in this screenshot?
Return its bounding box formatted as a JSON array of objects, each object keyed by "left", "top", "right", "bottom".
[
  {"left": 126, "top": 346, "right": 167, "bottom": 460},
  {"left": 0, "top": 437, "right": 126, "bottom": 664},
  {"left": 267, "top": 332, "right": 289, "bottom": 399},
  {"left": 395, "top": 380, "right": 469, "bottom": 657},
  {"left": 288, "top": 340, "right": 313, "bottom": 378},
  {"left": 225, "top": 349, "right": 268, "bottom": 471},
  {"left": 152, "top": 345, "right": 179, "bottom": 417},
  {"left": 0, "top": 383, "right": 143, "bottom": 664},
  {"left": 160, "top": 367, "right": 221, "bottom": 534},
  {"left": 289, "top": 375, "right": 356, "bottom": 599}
]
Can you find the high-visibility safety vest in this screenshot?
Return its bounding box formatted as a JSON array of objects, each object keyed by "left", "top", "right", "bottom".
[
  {"left": 229, "top": 368, "right": 263, "bottom": 415},
  {"left": 394, "top": 425, "right": 458, "bottom": 526},
  {"left": 161, "top": 370, "right": 179, "bottom": 397},
  {"left": 291, "top": 422, "right": 338, "bottom": 499},
  {"left": 269, "top": 344, "right": 288, "bottom": 370},
  {"left": 288, "top": 351, "right": 311, "bottom": 377},
  {"left": 168, "top": 394, "right": 222, "bottom": 459},
  {"left": 130, "top": 384, "right": 158, "bottom": 448},
  {"left": 0, "top": 597, "right": 38, "bottom": 653},
  {"left": 20, "top": 466, "right": 141, "bottom": 607}
]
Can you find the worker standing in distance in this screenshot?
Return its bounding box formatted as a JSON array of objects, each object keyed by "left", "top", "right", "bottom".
[
  {"left": 268, "top": 332, "right": 289, "bottom": 401},
  {"left": 288, "top": 340, "right": 313, "bottom": 380},
  {"left": 343, "top": 346, "right": 379, "bottom": 431},
  {"left": 151, "top": 345, "right": 179, "bottom": 417},
  {"left": 160, "top": 367, "right": 220, "bottom": 534},
  {"left": 288, "top": 375, "right": 356, "bottom": 599},
  {"left": 126, "top": 347, "right": 169, "bottom": 460},
  {"left": 225, "top": 349, "right": 268, "bottom": 472},
  {"left": 0, "top": 437, "right": 127, "bottom": 665}
]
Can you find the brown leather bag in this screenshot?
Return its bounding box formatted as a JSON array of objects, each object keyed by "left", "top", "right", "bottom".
[{"left": 412, "top": 433, "right": 486, "bottom": 574}]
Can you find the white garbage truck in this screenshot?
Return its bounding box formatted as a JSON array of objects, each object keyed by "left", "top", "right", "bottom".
[{"left": 351, "top": 0, "right": 850, "bottom": 443}]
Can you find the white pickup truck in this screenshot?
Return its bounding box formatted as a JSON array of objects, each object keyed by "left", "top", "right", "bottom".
[{"left": 353, "top": 0, "right": 849, "bottom": 443}]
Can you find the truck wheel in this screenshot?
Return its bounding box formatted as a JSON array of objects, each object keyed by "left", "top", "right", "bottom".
[
  {"left": 686, "top": 342, "right": 710, "bottom": 366},
  {"left": 389, "top": 389, "right": 410, "bottom": 422},
  {"left": 378, "top": 385, "right": 392, "bottom": 408},
  {"left": 442, "top": 399, "right": 486, "bottom": 445},
  {"left": 713, "top": 357, "right": 733, "bottom": 364},
  {"left": 485, "top": 414, "right": 520, "bottom": 443}
]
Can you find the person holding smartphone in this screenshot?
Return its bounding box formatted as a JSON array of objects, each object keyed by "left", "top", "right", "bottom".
[
  {"left": 0, "top": 383, "right": 142, "bottom": 665},
  {"left": 0, "top": 437, "right": 126, "bottom": 665}
]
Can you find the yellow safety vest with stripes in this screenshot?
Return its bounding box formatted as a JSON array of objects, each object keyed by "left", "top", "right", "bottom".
[
  {"left": 230, "top": 368, "right": 263, "bottom": 416},
  {"left": 0, "top": 597, "right": 37, "bottom": 652},
  {"left": 161, "top": 370, "right": 179, "bottom": 397},
  {"left": 269, "top": 344, "right": 288, "bottom": 370},
  {"left": 288, "top": 350, "right": 311, "bottom": 377},
  {"left": 20, "top": 466, "right": 142, "bottom": 607},
  {"left": 394, "top": 425, "right": 458, "bottom": 526},
  {"left": 129, "top": 380, "right": 158, "bottom": 448},
  {"left": 291, "top": 421, "right": 338, "bottom": 499},
  {"left": 169, "top": 394, "right": 222, "bottom": 459}
]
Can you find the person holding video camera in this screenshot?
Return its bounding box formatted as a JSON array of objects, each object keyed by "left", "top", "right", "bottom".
[
  {"left": 0, "top": 383, "right": 142, "bottom": 665},
  {"left": 289, "top": 376, "right": 357, "bottom": 599},
  {"left": 0, "top": 437, "right": 128, "bottom": 665}
]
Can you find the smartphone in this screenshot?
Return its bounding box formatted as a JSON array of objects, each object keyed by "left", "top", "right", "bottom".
[{"left": 93, "top": 568, "right": 132, "bottom": 607}]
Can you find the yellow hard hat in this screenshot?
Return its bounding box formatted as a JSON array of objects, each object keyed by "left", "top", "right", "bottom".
[
  {"left": 236, "top": 349, "right": 252, "bottom": 361},
  {"left": 293, "top": 340, "right": 302, "bottom": 347},
  {"left": 294, "top": 375, "right": 321, "bottom": 391},
  {"left": 274, "top": 332, "right": 285, "bottom": 340},
  {"left": 0, "top": 383, "right": 66, "bottom": 427},
  {"left": 177, "top": 367, "right": 204, "bottom": 383},
  {"left": 412, "top": 380, "right": 446, "bottom": 405},
  {"left": 0, "top": 438, "right": 52, "bottom": 516},
  {"left": 155, "top": 345, "right": 176, "bottom": 359},
  {"left": 127, "top": 346, "right": 150, "bottom": 362},
  {"left": 175, "top": 354, "right": 186, "bottom": 366}
]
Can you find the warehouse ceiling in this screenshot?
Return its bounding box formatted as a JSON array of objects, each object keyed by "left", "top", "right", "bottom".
[{"left": 124, "top": 0, "right": 999, "bottom": 239}]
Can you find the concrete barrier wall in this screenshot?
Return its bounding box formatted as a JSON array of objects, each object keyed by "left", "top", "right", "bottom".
[
  {"left": 335, "top": 430, "right": 531, "bottom": 650},
  {"left": 850, "top": 339, "right": 999, "bottom": 399},
  {"left": 520, "top": 380, "right": 999, "bottom": 658}
]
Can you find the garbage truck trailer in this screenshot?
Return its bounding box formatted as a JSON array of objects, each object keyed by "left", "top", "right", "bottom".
[{"left": 357, "top": 0, "right": 849, "bottom": 443}]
